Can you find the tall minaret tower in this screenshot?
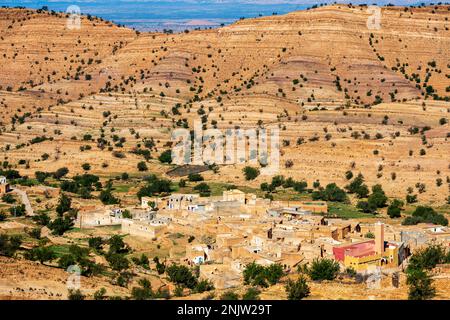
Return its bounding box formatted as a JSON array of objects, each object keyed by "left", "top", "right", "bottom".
[{"left": 375, "top": 222, "right": 384, "bottom": 254}]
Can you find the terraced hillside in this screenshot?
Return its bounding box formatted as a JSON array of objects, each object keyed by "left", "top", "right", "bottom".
[{"left": 0, "top": 4, "right": 449, "bottom": 204}]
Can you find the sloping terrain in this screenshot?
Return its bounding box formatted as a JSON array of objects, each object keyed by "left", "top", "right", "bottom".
[{"left": 0, "top": 4, "right": 448, "bottom": 203}]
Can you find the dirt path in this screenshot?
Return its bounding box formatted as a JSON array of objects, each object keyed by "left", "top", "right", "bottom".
[{"left": 11, "top": 188, "right": 34, "bottom": 216}]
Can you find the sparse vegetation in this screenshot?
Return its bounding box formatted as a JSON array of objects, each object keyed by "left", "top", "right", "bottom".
[{"left": 243, "top": 166, "right": 260, "bottom": 180}]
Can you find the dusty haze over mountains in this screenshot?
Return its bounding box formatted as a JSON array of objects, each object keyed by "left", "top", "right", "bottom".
[{"left": 0, "top": 0, "right": 443, "bottom": 30}]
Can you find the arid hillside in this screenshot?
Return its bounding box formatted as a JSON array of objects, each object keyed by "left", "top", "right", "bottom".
[{"left": 0, "top": 4, "right": 449, "bottom": 204}]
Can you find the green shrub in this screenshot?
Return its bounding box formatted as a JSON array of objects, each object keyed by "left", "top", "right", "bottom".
[
  {"left": 194, "top": 183, "right": 211, "bottom": 197},
  {"left": 99, "top": 182, "right": 120, "bottom": 205},
  {"left": 0, "top": 234, "right": 22, "bottom": 257},
  {"left": 220, "top": 290, "right": 239, "bottom": 300},
  {"left": 2, "top": 193, "right": 16, "bottom": 204},
  {"left": 194, "top": 279, "right": 214, "bottom": 293},
  {"left": 285, "top": 277, "right": 310, "bottom": 300},
  {"left": 158, "top": 150, "right": 172, "bottom": 164},
  {"left": 345, "top": 267, "right": 357, "bottom": 277},
  {"left": 68, "top": 289, "right": 85, "bottom": 300},
  {"left": 243, "top": 262, "right": 284, "bottom": 287},
  {"left": 166, "top": 264, "right": 198, "bottom": 289},
  {"left": 56, "top": 193, "right": 71, "bottom": 216},
  {"left": 406, "top": 194, "right": 418, "bottom": 204},
  {"left": 402, "top": 206, "right": 448, "bottom": 226},
  {"left": 407, "top": 269, "right": 435, "bottom": 300},
  {"left": 88, "top": 237, "right": 104, "bottom": 251},
  {"left": 48, "top": 216, "right": 74, "bottom": 235},
  {"left": 9, "top": 204, "right": 26, "bottom": 217},
  {"left": 93, "top": 288, "right": 107, "bottom": 300},
  {"left": 367, "top": 184, "right": 388, "bottom": 208},
  {"left": 312, "top": 183, "right": 347, "bottom": 202},
  {"left": 24, "top": 246, "right": 55, "bottom": 264},
  {"left": 106, "top": 253, "right": 129, "bottom": 271},
  {"left": 242, "top": 287, "right": 261, "bottom": 300},
  {"left": 357, "top": 200, "right": 377, "bottom": 214},
  {"left": 345, "top": 174, "right": 369, "bottom": 198},
  {"left": 243, "top": 166, "right": 260, "bottom": 180},
  {"left": 387, "top": 199, "right": 403, "bottom": 218},
  {"left": 131, "top": 279, "right": 153, "bottom": 300},
  {"left": 137, "top": 177, "right": 172, "bottom": 198},
  {"left": 365, "top": 232, "right": 375, "bottom": 239},
  {"left": 188, "top": 173, "right": 204, "bottom": 182},
  {"left": 137, "top": 161, "right": 148, "bottom": 171},
  {"left": 307, "top": 258, "right": 340, "bottom": 281},
  {"left": 407, "top": 245, "right": 447, "bottom": 272}
]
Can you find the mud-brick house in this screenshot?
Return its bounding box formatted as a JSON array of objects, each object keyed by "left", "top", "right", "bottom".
[
  {"left": 222, "top": 189, "right": 246, "bottom": 203},
  {"left": 300, "top": 242, "right": 323, "bottom": 261},
  {"left": 272, "top": 201, "right": 328, "bottom": 214},
  {"left": 400, "top": 229, "right": 429, "bottom": 248},
  {"left": 312, "top": 225, "right": 339, "bottom": 240},
  {"left": 121, "top": 219, "right": 167, "bottom": 239},
  {"left": 185, "top": 244, "right": 210, "bottom": 265},
  {"left": 199, "top": 264, "right": 241, "bottom": 290},
  {"left": 141, "top": 196, "right": 160, "bottom": 209},
  {"left": 299, "top": 215, "right": 327, "bottom": 226},
  {"left": 76, "top": 207, "right": 123, "bottom": 228},
  {"left": 216, "top": 233, "right": 247, "bottom": 248},
  {"left": 327, "top": 219, "right": 353, "bottom": 239},
  {"left": 208, "top": 246, "right": 232, "bottom": 263},
  {"left": 0, "top": 176, "right": 10, "bottom": 195},
  {"left": 167, "top": 194, "right": 200, "bottom": 210},
  {"left": 314, "top": 237, "right": 342, "bottom": 257}
]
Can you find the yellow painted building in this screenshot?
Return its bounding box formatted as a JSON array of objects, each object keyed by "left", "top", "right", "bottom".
[
  {"left": 344, "top": 253, "right": 382, "bottom": 271},
  {"left": 343, "top": 244, "right": 399, "bottom": 271},
  {"left": 336, "top": 223, "right": 401, "bottom": 272}
]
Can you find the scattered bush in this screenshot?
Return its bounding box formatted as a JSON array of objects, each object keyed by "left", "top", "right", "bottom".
[
  {"left": 158, "top": 150, "right": 172, "bottom": 164},
  {"left": 188, "top": 173, "right": 204, "bottom": 182},
  {"left": 131, "top": 279, "right": 153, "bottom": 300},
  {"left": 243, "top": 166, "right": 260, "bottom": 180},
  {"left": 194, "top": 183, "right": 211, "bottom": 197},
  {"left": 312, "top": 183, "right": 347, "bottom": 202},
  {"left": 137, "top": 161, "right": 148, "bottom": 172},
  {"left": 24, "top": 246, "right": 55, "bottom": 264},
  {"left": 402, "top": 206, "right": 448, "bottom": 226},
  {"left": 243, "top": 262, "right": 284, "bottom": 288},
  {"left": 307, "top": 258, "right": 340, "bottom": 281},
  {"left": 1, "top": 193, "right": 15, "bottom": 204},
  {"left": 68, "top": 289, "right": 85, "bottom": 300},
  {"left": 220, "top": 290, "right": 239, "bottom": 300},
  {"left": 242, "top": 287, "right": 261, "bottom": 300},
  {"left": 285, "top": 277, "right": 310, "bottom": 300},
  {"left": 137, "top": 176, "right": 172, "bottom": 198},
  {"left": 166, "top": 264, "right": 198, "bottom": 289},
  {"left": 407, "top": 269, "right": 436, "bottom": 300},
  {"left": 387, "top": 199, "right": 404, "bottom": 218},
  {"left": 0, "top": 234, "right": 22, "bottom": 257}
]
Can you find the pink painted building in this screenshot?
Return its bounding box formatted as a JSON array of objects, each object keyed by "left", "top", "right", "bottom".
[{"left": 332, "top": 240, "right": 376, "bottom": 261}]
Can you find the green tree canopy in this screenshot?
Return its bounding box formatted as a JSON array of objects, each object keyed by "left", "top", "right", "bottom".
[
  {"left": 285, "top": 277, "right": 310, "bottom": 300},
  {"left": 307, "top": 258, "right": 340, "bottom": 281},
  {"left": 243, "top": 166, "right": 260, "bottom": 181},
  {"left": 56, "top": 193, "right": 72, "bottom": 216},
  {"left": 158, "top": 150, "right": 172, "bottom": 164}
]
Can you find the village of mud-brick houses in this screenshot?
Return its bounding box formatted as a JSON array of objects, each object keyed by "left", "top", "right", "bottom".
[{"left": 75, "top": 189, "right": 450, "bottom": 289}]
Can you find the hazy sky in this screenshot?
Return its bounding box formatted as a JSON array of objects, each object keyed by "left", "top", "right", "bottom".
[{"left": 0, "top": 0, "right": 441, "bottom": 31}]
